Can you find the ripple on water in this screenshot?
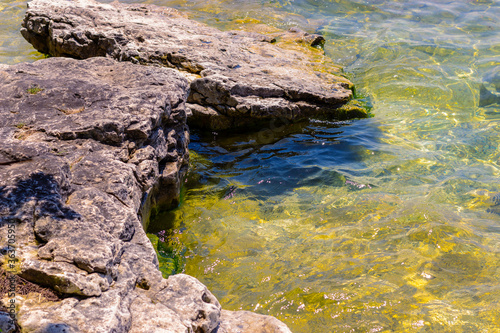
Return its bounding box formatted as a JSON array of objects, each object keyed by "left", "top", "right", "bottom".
[{"left": 0, "top": 1, "right": 46, "bottom": 64}]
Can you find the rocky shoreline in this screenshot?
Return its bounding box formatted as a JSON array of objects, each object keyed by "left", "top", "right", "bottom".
[
  {"left": 21, "top": 0, "right": 367, "bottom": 130},
  {"left": 1, "top": 0, "right": 367, "bottom": 332},
  {"left": 0, "top": 55, "right": 291, "bottom": 333}
]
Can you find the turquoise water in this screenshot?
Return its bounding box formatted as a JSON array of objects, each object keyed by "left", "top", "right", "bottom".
[{"left": 2, "top": 0, "right": 500, "bottom": 332}]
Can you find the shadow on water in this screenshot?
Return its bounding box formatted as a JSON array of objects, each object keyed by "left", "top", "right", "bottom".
[
  {"left": 147, "top": 116, "right": 386, "bottom": 272},
  {"left": 181, "top": 117, "right": 384, "bottom": 201}
]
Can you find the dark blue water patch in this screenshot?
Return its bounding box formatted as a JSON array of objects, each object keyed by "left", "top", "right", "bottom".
[
  {"left": 187, "top": 118, "right": 383, "bottom": 200},
  {"left": 235, "top": 166, "right": 347, "bottom": 200}
]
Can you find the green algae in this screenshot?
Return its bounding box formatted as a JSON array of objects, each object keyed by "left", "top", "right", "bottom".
[
  {"left": 26, "top": 85, "right": 43, "bottom": 95},
  {"left": 334, "top": 100, "right": 371, "bottom": 119},
  {"left": 147, "top": 233, "right": 184, "bottom": 277}
]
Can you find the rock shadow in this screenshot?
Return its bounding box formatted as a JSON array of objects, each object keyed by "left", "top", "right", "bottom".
[
  {"left": 0, "top": 172, "right": 80, "bottom": 227},
  {"left": 187, "top": 117, "right": 380, "bottom": 199}
]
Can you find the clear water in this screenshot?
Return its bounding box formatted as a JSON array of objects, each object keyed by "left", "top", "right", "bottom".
[
  {"left": 0, "top": 0, "right": 46, "bottom": 64},
  {"left": 3, "top": 0, "right": 500, "bottom": 332}
]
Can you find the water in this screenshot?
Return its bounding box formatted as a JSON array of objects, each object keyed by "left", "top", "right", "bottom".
[
  {"left": 0, "top": 0, "right": 46, "bottom": 64},
  {"left": 3, "top": 0, "right": 500, "bottom": 332}
]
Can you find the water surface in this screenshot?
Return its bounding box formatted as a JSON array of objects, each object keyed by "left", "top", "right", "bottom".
[{"left": 2, "top": 0, "right": 500, "bottom": 332}]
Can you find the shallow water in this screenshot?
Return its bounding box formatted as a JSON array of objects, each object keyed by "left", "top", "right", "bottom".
[
  {"left": 0, "top": 0, "right": 46, "bottom": 64},
  {"left": 3, "top": 0, "right": 500, "bottom": 332}
]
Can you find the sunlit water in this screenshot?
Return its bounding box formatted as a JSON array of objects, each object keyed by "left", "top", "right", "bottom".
[{"left": 3, "top": 0, "right": 500, "bottom": 332}]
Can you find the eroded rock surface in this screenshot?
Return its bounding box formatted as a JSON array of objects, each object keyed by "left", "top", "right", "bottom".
[
  {"left": 21, "top": 0, "right": 367, "bottom": 130},
  {"left": 219, "top": 310, "right": 293, "bottom": 333},
  {"left": 0, "top": 57, "right": 291, "bottom": 332}
]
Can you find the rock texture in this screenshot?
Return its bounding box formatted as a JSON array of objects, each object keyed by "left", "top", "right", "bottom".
[
  {"left": 219, "top": 310, "right": 293, "bottom": 333},
  {"left": 21, "top": 0, "right": 368, "bottom": 130},
  {"left": 0, "top": 57, "right": 291, "bottom": 332}
]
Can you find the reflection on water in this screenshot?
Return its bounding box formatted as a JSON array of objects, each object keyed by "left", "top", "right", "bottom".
[{"left": 2, "top": 0, "right": 500, "bottom": 332}]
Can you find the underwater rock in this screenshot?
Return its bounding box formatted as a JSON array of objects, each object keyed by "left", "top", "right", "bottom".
[
  {"left": 479, "top": 84, "right": 500, "bottom": 107},
  {"left": 479, "top": 67, "right": 500, "bottom": 107},
  {"left": 275, "top": 27, "right": 326, "bottom": 47},
  {"left": 0, "top": 57, "right": 291, "bottom": 332},
  {"left": 21, "top": 0, "right": 367, "bottom": 130},
  {"left": 486, "top": 192, "right": 500, "bottom": 215},
  {"left": 483, "top": 67, "right": 500, "bottom": 92}
]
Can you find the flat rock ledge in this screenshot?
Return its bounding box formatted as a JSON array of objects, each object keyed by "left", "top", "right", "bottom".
[
  {"left": 0, "top": 57, "right": 291, "bottom": 333},
  {"left": 21, "top": 0, "right": 368, "bottom": 130}
]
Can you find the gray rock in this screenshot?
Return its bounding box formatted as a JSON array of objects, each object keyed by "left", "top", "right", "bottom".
[
  {"left": 153, "top": 274, "right": 221, "bottom": 333},
  {"left": 0, "top": 57, "right": 291, "bottom": 332},
  {"left": 0, "top": 312, "right": 16, "bottom": 333},
  {"left": 20, "top": 259, "right": 110, "bottom": 297},
  {"left": 479, "top": 84, "right": 500, "bottom": 107},
  {"left": 129, "top": 293, "right": 187, "bottom": 333},
  {"left": 21, "top": 0, "right": 367, "bottom": 130},
  {"left": 219, "top": 310, "right": 293, "bottom": 333}
]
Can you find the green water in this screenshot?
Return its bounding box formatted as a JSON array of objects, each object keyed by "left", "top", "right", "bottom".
[
  {"left": 3, "top": 0, "right": 500, "bottom": 332},
  {"left": 0, "top": 1, "right": 45, "bottom": 64}
]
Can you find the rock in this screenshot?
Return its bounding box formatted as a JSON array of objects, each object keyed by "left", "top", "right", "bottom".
[
  {"left": 276, "top": 27, "right": 326, "bottom": 47},
  {"left": 479, "top": 84, "right": 500, "bottom": 107},
  {"left": 21, "top": 0, "right": 367, "bottom": 130},
  {"left": 129, "top": 293, "right": 188, "bottom": 333},
  {"left": 152, "top": 274, "right": 221, "bottom": 333},
  {"left": 483, "top": 66, "right": 500, "bottom": 92},
  {"left": 0, "top": 57, "right": 291, "bottom": 332},
  {"left": 0, "top": 312, "right": 16, "bottom": 333},
  {"left": 479, "top": 67, "right": 500, "bottom": 107},
  {"left": 219, "top": 310, "right": 292, "bottom": 333}
]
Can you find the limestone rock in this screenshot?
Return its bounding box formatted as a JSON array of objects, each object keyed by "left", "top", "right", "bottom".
[
  {"left": 219, "top": 310, "right": 292, "bottom": 333},
  {"left": 154, "top": 274, "right": 221, "bottom": 333},
  {"left": 21, "top": 0, "right": 367, "bottom": 130},
  {"left": 129, "top": 293, "right": 188, "bottom": 333},
  {"left": 273, "top": 27, "right": 326, "bottom": 47},
  {"left": 0, "top": 57, "right": 188, "bottom": 330},
  {"left": 0, "top": 57, "right": 292, "bottom": 332}
]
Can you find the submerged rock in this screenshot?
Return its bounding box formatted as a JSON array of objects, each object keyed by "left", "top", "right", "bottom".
[
  {"left": 479, "top": 67, "right": 500, "bottom": 107},
  {"left": 479, "top": 84, "right": 500, "bottom": 107},
  {"left": 0, "top": 57, "right": 291, "bottom": 332},
  {"left": 483, "top": 67, "right": 500, "bottom": 92},
  {"left": 21, "top": 0, "right": 367, "bottom": 130}
]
